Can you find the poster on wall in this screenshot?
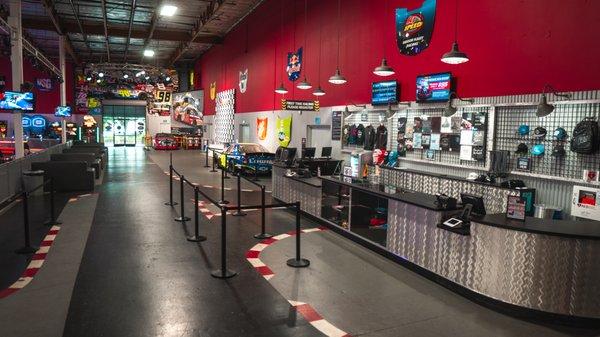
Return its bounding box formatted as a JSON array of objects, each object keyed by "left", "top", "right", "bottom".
[
  {"left": 281, "top": 99, "right": 319, "bottom": 111},
  {"left": 35, "top": 78, "right": 53, "bottom": 92},
  {"left": 209, "top": 82, "right": 217, "bottom": 100},
  {"left": 396, "top": 0, "right": 437, "bottom": 56},
  {"left": 257, "top": 117, "right": 268, "bottom": 140},
  {"left": 172, "top": 90, "right": 203, "bottom": 127},
  {"left": 149, "top": 90, "right": 172, "bottom": 116},
  {"left": 286, "top": 48, "right": 302, "bottom": 81},
  {"left": 239, "top": 69, "right": 248, "bottom": 93},
  {"left": 332, "top": 111, "right": 342, "bottom": 140},
  {"left": 276, "top": 115, "right": 292, "bottom": 147}
]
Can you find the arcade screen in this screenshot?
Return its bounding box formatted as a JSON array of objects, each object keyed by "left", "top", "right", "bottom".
[
  {"left": 416, "top": 73, "right": 452, "bottom": 102},
  {"left": 372, "top": 81, "right": 398, "bottom": 105},
  {"left": 55, "top": 106, "right": 72, "bottom": 117},
  {"left": 0, "top": 91, "right": 35, "bottom": 111}
]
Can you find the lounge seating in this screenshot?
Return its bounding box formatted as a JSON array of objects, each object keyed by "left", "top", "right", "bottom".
[
  {"left": 50, "top": 153, "right": 101, "bottom": 179},
  {"left": 31, "top": 161, "right": 94, "bottom": 192},
  {"left": 63, "top": 147, "right": 107, "bottom": 169}
]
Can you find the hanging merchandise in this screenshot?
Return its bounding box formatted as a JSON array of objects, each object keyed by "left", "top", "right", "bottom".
[
  {"left": 395, "top": 0, "right": 437, "bottom": 56},
  {"left": 363, "top": 125, "right": 376, "bottom": 150},
  {"left": 375, "top": 124, "right": 388, "bottom": 149},
  {"left": 570, "top": 118, "right": 599, "bottom": 154},
  {"left": 276, "top": 115, "right": 292, "bottom": 147},
  {"left": 257, "top": 117, "right": 268, "bottom": 140},
  {"left": 342, "top": 124, "right": 351, "bottom": 145},
  {"left": 239, "top": 69, "right": 248, "bottom": 93},
  {"left": 286, "top": 48, "right": 302, "bottom": 81}
]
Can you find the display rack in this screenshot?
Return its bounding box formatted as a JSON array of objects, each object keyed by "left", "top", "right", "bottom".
[
  {"left": 495, "top": 103, "right": 600, "bottom": 180},
  {"left": 341, "top": 108, "right": 391, "bottom": 152}
]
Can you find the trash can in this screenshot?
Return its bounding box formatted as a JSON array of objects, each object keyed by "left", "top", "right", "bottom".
[{"left": 22, "top": 170, "right": 45, "bottom": 197}]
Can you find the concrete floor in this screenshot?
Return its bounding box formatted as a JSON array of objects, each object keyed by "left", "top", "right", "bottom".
[{"left": 1, "top": 147, "right": 598, "bottom": 337}]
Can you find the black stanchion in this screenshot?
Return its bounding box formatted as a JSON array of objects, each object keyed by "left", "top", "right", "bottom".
[
  {"left": 232, "top": 173, "right": 246, "bottom": 217},
  {"left": 254, "top": 186, "right": 273, "bottom": 239},
  {"left": 210, "top": 151, "right": 218, "bottom": 173},
  {"left": 223, "top": 153, "right": 230, "bottom": 179},
  {"left": 218, "top": 168, "right": 229, "bottom": 205},
  {"left": 204, "top": 144, "right": 209, "bottom": 168},
  {"left": 15, "top": 192, "right": 38, "bottom": 254},
  {"left": 286, "top": 202, "right": 310, "bottom": 268},
  {"left": 44, "top": 178, "right": 62, "bottom": 226},
  {"left": 211, "top": 208, "right": 237, "bottom": 279},
  {"left": 174, "top": 175, "right": 191, "bottom": 222},
  {"left": 187, "top": 187, "right": 207, "bottom": 242},
  {"left": 165, "top": 164, "right": 178, "bottom": 206},
  {"left": 252, "top": 167, "right": 260, "bottom": 182}
]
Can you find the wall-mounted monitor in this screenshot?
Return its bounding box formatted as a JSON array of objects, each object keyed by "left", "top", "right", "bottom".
[
  {"left": 372, "top": 80, "right": 398, "bottom": 105},
  {"left": 0, "top": 91, "right": 35, "bottom": 111},
  {"left": 55, "top": 106, "right": 72, "bottom": 117},
  {"left": 416, "top": 72, "right": 452, "bottom": 102}
]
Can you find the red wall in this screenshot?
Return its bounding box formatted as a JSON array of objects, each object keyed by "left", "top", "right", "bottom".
[
  {"left": 196, "top": 0, "right": 600, "bottom": 115},
  {"left": 0, "top": 56, "right": 74, "bottom": 113}
]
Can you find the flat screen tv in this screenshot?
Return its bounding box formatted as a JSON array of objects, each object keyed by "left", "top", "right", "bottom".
[
  {"left": 0, "top": 91, "right": 35, "bottom": 111},
  {"left": 416, "top": 72, "right": 452, "bottom": 102},
  {"left": 55, "top": 106, "right": 72, "bottom": 117},
  {"left": 372, "top": 80, "right": 398, "bottom": 105}
]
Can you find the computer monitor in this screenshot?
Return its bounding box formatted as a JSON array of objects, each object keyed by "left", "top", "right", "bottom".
[
  {"left": 282, "top": 147, "right": 297, "bottom": 165},
  {"left": 302, "top": 147, "right": 316, "bottom": 159},
  {"left": 321, "top": 146, "right": 332, "bottom": 158},
  {"left": 460, "top": 193, "right": 486, "bottom": 216},
  {"left": 275, "top": 146, "right": 284, "bottom": 161}
]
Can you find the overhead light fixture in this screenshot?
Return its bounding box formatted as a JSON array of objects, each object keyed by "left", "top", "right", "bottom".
[
  {"left": 441, "top": 42, "right": 469, "bottom": 65},
  {"left": 297, "top": 77, "right": 312, "bottom": 90},
  {"left": 373, "top": 58, "right": 395, "bottom": 77},
  {"left": 143, "top": 49, "right": 155, "bottom": 57},
  {"left": 441, "top": 0, "right": 469, "bottom": 65},
  {"left": 86, "top": 76, "right": 92, "bottom": 81},
  {"left": 328, "top": 68, "right": 347, "bottom": 85},
  {"left": 123, "top": 74, "right": 129, "bottom": 79},
  {"left": 135, "top": 70, "right": 145, "bottom": 77},
  {"left": 160, "top": 4, "right": 178, "bottom": 17},
  {"left": 536, "top": 85, "right": 571, "bottom": 117},
  {"left": 145, "top": 76, "right": 150, "bottom": 80},
  {"left": 275, "top": 82, "right": 288, "bottom": 94},
  {"left": 312, "top": 86, "right": 326, "bottom": 97},
  {"left": 165, "top": 76, "right": 171, "bottom": 81},
  {"left": 98, "top": 72, "right": 104, "bottom": 78},
  {"left": 444, "top": 91, "right": 474, "bottom": 117},
  {"left": 96, "top": 79, "right": 101, "bottom": 83}
]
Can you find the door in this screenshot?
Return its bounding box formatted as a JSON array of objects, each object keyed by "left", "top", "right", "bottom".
[
  {"left": 239, "top": 124, "right": 250, "bottom": 143},
  {"left": 102, "top": 105, "right": 147, "bottom": 147}
]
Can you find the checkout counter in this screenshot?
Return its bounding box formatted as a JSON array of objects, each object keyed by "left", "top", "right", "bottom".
[{"left": 272, "top": 156, "right": 600, "bottom": 324}]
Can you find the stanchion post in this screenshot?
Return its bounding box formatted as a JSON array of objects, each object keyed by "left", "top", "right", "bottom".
[
  {"left": 210, "top": 151, "right": 217, "bottom": 172},
  {"left": 253, "top": 166, "right": 260, "bottom": 182},
  {"left": 174, "top": 175, "right": 191, "bottom": 222},
  {"left": 254, "top": 186, "right": 273, "bottom": 239},
  {"left": 15, "top": 192, "right": 39, "bottom": 254},
  {"left": 44, "top": 178, "right": 62, "bottom": 226},
  {"left": 232, "top": 172, "right": 246, "bottom": 216},
  {"left": 286, "top": 202, "right": 310, "bottom": 268},
  {"left": 165, "top": 164, "right": 178, "bottom": 206},
  {"left": 187, "top": 187, "right": 207, "bottom": 242},
  {"left": 223, "top": 153, "right": 230, "bottom": 179},
  {"left": 204, "top": 143, "right": 209, "bottom": 168},
  {"left": 218, "top": 167, "right": 229, "bottom": 205},
  {"left": 211, "top": 208, "right": 237, "bottom": 279}
]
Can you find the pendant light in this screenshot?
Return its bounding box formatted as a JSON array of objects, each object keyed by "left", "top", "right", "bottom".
[
  {"left": 297, "top": 0, "right": 312, "bottom": 90},
  {"left": 536, "top": 85, "right": 571, "bottom": 117},
  {"left": 328, "top": 0, "right": 346, "bottom": 85},
  {"left": 313, "top": 4, "right": 326, "bottom": 97},
  {"left": 275, "top": 0, "right": 288, "bottom": 95},
  {"left": 373, "top": 0, "right": 395, "bottom": 76},
  {"left": 441, "top": 0, "right": 469, "bottom": 64},
  {"left": 444, "top": 92, "right": 474, "bottom": 117}
]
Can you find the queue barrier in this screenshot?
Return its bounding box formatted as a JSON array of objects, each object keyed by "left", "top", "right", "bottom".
[{"left": 232, "top": 165, "right": 272, "bottom": 239}]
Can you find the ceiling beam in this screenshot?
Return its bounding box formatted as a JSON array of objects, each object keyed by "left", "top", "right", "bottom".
[
  {"left": 40, "top": 0, "right": 81, "bottom": 64},
  {"left": 123, "top": 0, "right": 137, "bottom": 62},
  {"left": 167, "top": 0, "right": 224, "bottom": 66},
  {"left": 22, "top": 17, "right": 223, "bottom": 45},
  {"left": 100, "top": 0, "right": 111, "bottom": 62},
  {"left": 69, "top": 0, "right": 93, "bottom": 56},
  {"left": 141, "top": 0, "right": 160, "bottom": 63}
]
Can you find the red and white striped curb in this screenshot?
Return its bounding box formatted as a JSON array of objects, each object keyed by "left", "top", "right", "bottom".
[
  {"left": 0, "top": 225, "right": 61, "bottom": 299},
  {"left": 245, "top": 227, "right": 352, "bottom": 337}
]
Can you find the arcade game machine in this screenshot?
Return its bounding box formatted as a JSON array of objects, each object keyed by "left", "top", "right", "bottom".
[
  {"left": 82, "top": 115, "right": 100, "bottom": 143},
  {"left": 0, "top": 120, "right": 7, "bottom": 138},
  {"left": 49, "top": 122, "right": 62, "bottom": 140},
  {"left": 65, "top": 122, "right": 79, "bottom": 141}
]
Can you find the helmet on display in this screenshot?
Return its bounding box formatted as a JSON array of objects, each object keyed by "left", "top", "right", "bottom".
[
  {"left": 533, "top": 126, "right": 547, "bottom": 138},
  {"left": 467, "top": 172, "right": 479, "bottom": 180},
  {"left": 553, "top": 127, "right": 567, "bottom": 141},
  {"left": 518, "top": 124, "right": 530, "bottom": 136},
  {"left": 516, "top": 143, "right": 528, "bottom": 153},
  {"left": 552, "top": 144, "right": 566, "bottom": 157},
  {"left": 531, "top": 144, "right": 545, "bottom": 156},
  {"left": 387, "top": 151, "right": 399, "bottom": 167}
]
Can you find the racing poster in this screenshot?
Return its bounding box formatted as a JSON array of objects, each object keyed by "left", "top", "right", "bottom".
[
  {"left": 286, "top": 48, "right": 302, "bottom": 81},
  {"left": 396, "top": 0, "right": 436, "bottom": 56},
  {"left": 172, "top": 90, "right": 204, "bottom": 127},
  {"left": 257, "top": 117, "right": 268, "bottom": 140},
  {"left": 276, "top": 115, "right": 292, "bottom": 147}
]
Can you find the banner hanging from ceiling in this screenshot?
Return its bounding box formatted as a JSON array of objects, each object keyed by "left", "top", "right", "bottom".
[
  {"left": 276, "top": 115, "right": 292, "bottom": 147},
  {"left": 257, "top": 117, "right": 268, "bottom": 140},
  {"left": 286, "top": 48, "right": 302, "bottom": 81},
  {"left": 239, "top": 69, "right": 248, "bottom": 93},
  {"left": 396, "top": 0, "right": 437, "bottom": 56}
]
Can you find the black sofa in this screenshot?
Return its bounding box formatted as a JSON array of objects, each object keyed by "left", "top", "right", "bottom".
[
  {"left": 50, "top": 153, "right": 101, "bottom": 179},
  {"left": 63, "top": 147, "right": 107, "bottom": 169},
  {"left": 31, "top": 161, "right": 95, "bottom": 192}
]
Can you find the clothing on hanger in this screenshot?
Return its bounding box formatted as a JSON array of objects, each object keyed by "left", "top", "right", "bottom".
[
  {"left": 363, "top": 125, "right": 376, "bottom": 150},
  {"left": 375, "top": 124, "right": 388, "bottom": 149}
]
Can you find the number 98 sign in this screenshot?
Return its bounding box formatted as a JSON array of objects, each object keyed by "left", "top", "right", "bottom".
[{"left": 155, "top": 91, "right": 172, "bottom": 103}]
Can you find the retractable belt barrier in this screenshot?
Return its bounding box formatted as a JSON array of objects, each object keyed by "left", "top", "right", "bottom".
[{"left": 232, "top": 167, "right": 272, "bottom": 239}]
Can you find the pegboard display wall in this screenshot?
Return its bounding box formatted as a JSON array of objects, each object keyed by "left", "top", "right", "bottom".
[
  {"left": 341, "top": 110, "right": 391, "bottom": 152},
  {"left": 214, "top": 89, "right": 236, "bottom": 145},
  {"left": 390, "top": 106, "right": 491, "bottom": 170},
  {"left": 495, "top": 103, "right": 600, "bottom": 180}
]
